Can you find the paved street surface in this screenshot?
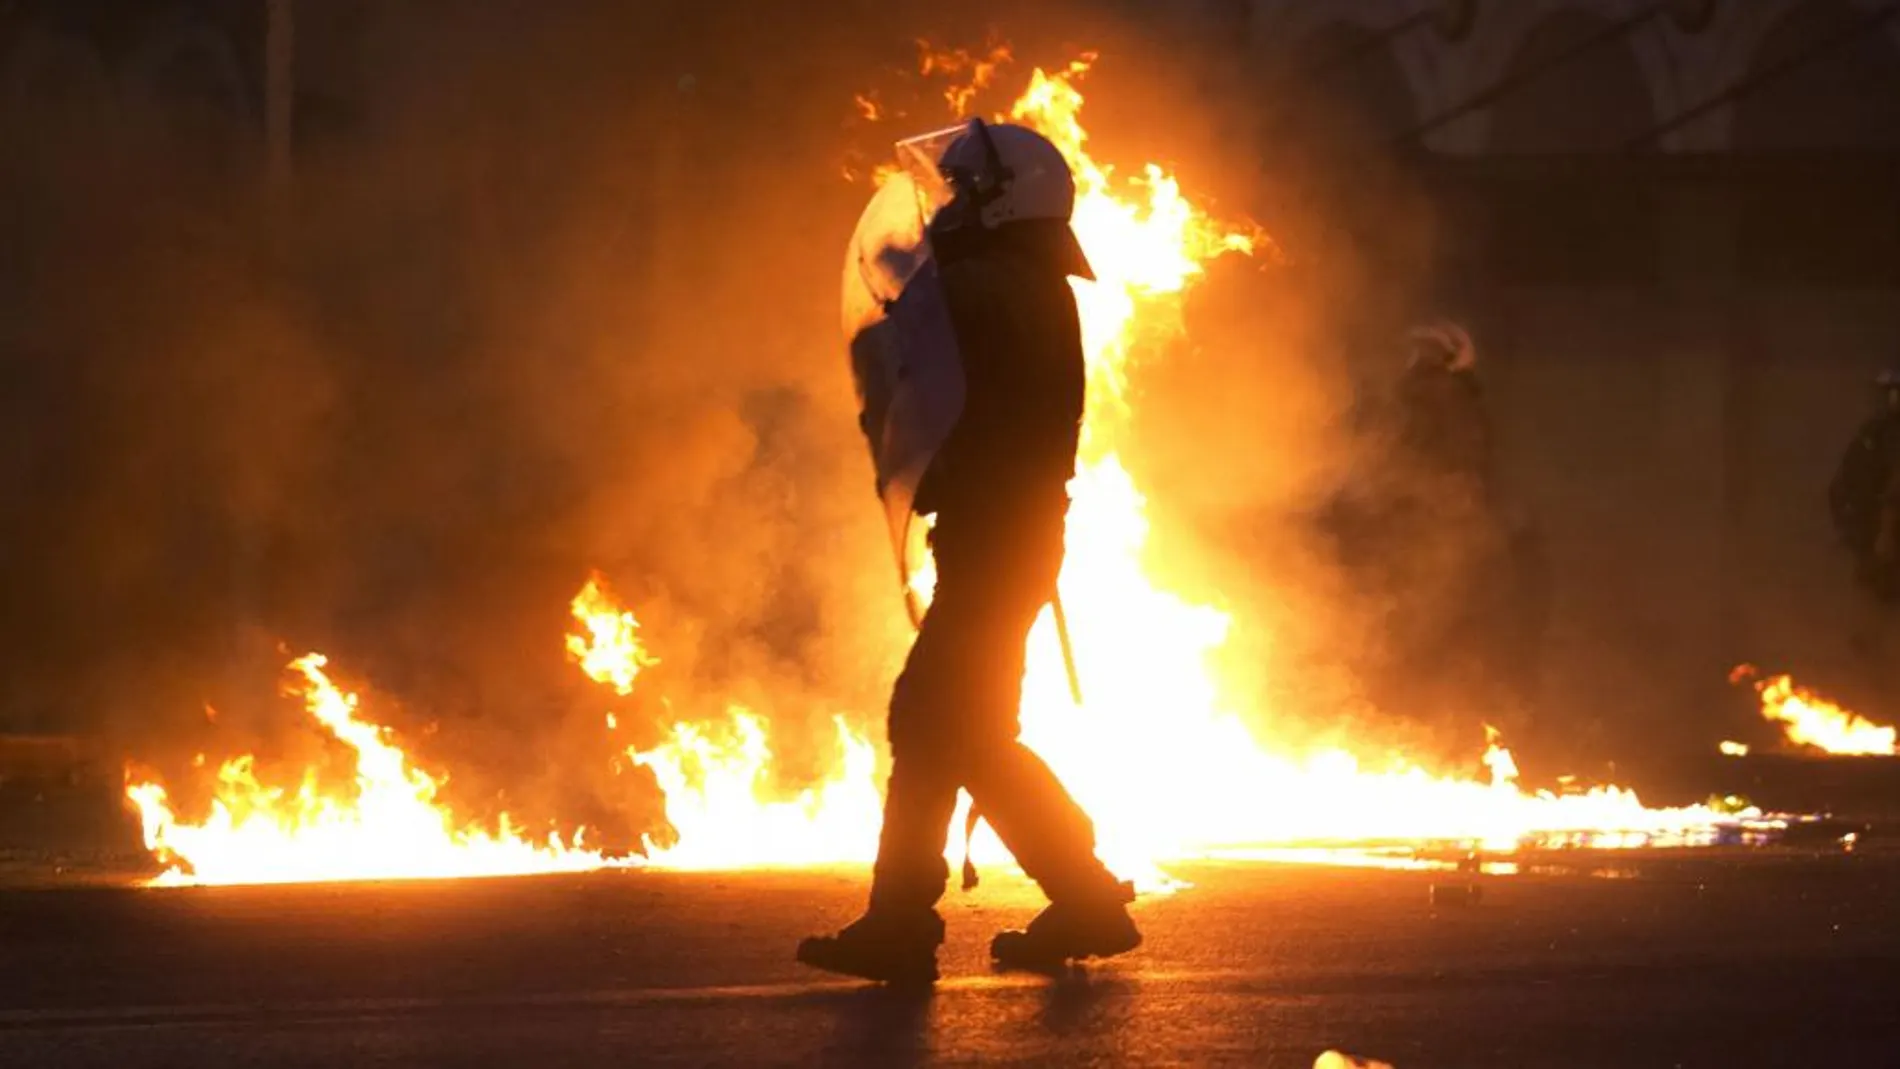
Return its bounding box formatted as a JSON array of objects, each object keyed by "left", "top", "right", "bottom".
[{"left": 2, "top": 852, "right": 1897, "bottom": 1068}]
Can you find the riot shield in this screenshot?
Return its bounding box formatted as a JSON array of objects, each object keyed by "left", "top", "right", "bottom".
[{"left": 841, "top": 124, "right": 975, "bottom": 619}]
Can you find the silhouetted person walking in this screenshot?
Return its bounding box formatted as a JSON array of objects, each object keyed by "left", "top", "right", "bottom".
[{"left": 802, "top": 119, "right": 1137, "bottom": 985}]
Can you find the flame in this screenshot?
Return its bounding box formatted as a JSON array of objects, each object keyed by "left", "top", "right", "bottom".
[
  {"left": 629, "top": 712, "right": 883, "bottom": 868},
  {"left": 1009, "top": 58, "right": 1265, "bottom": 410},
  {"left": 1719, "top": 740, "right": 1750, "bottom": 757},
  {"left": 918, "top": 40, "right": 1013, "bottom": 116},
  {"left": 1481, "top": 726, "right": 1520, "bottom": 785},
  {"left": 125, "top": 655, "right": 626, "bottom": 887},
  {"left": 596, "top": 59, "right": 1755, "bottom": 881},
  {"left": 1732, "top": 665, "right": 1897, "bottom": 756},
  {"left": 123, "top": 56, "right": 1761, "bottom": 890},
  {"left": 844, "top": 162, "right": 908, "bottom": 186},
  {"left": 567, "top": 572, "right": 656, "bottom": 696}
]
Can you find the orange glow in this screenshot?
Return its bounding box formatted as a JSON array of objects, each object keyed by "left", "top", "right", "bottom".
[
  {"left": 628, "top": 711, "right": 883, "bottom": 869},
  {"left": 918, "top": 40, "right": 1013, "bottom": 116},
  {"left": 1733, "top": 665, "right": 1897, "bottom": 756},
  {"left": 123, "top": 55, "right": 1761, "bottom": 891},
  {"left": 125, "top": 656, "right": 626, "bottom": 887},
  {"left": 594, "top": 59, "right": 1754, "bottom": 884}
]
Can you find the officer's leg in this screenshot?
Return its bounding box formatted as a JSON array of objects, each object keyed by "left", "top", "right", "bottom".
[
  {"left": 966, "top": 739, "right": 1125, "bottom": 903},
  {"left": 969, "top": 707, "right": 1140, "bottom": 966},
  {"left": 797, "top": 598, "right": 964, "bottom": 983},
  {"left": 866, "top": 669, "right": 961, "bottom": 914},
  {"left": 939, "top": 531, "right": 1124, "bottom": 906},
  {"left": 933, "top": 499, "right": 1137, "bottom": 966}
]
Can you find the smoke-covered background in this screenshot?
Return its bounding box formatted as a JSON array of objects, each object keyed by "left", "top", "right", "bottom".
[
  {"left": 0, "top": 1, "right": 1415, "bottom": 853},
  {"left": 9, "top": 0, "right": 1897, "bottom": 858}
]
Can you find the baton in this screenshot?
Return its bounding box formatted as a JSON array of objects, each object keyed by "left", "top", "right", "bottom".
[{"left": 1052, "top": 591, "right": 1083, "bottom": 707}]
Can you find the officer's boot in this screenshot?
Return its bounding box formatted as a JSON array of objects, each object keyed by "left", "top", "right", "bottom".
[
  {"left": 797, "top": 907, "right": 944, "bottom": 986},
  {"left": 990, "top": 879, "right": 1140, "bottom": 972}
]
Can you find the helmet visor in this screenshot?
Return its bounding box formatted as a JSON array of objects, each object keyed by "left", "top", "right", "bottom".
[
  {"left": 893, "top": 122, "right": 970, "bottom": 227},
  {"left": 839, "top": 123, "right": 993, "bottom": 336}
]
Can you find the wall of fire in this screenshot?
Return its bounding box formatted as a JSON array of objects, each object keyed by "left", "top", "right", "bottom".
[{"left": 1205, "top": 0, "right": 1900, "bottom": 751}]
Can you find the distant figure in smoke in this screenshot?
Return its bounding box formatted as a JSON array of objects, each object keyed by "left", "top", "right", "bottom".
[
  {"left": 1395, "top": 320, "right": 1492, "bottom": 498},
  {"left": 1829, "top": 368, "right": 1900, "bottom": 606},
  {"left": 801, "top": 119, "right": 1138, "bottom": 984},
  {"left": 1323, "top": 319, "right": 1549, "bottom": 746}
]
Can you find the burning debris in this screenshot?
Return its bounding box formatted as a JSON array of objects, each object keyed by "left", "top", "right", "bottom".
[
  {"left": 1731, "top": 665, "right": 1898, "bottom": 757},
  {"left": 125, "top": 656, "right": 628, "bottom": 887},
  {"left": 566, "top": 572, "right": 657, "bottom": 697}
]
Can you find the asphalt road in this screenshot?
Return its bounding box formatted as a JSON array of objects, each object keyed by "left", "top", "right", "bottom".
[{"left": 2, "top": 852, "right": 1897, "bottom": 1068}]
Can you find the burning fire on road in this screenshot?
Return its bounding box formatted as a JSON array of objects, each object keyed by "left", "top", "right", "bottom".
[
  {"left": 1730, "top": 666, "right": 1898, "bottom": 757},
  {"left": 125, "top": 656, "right": 630, "bottom": 887},
  {"left": 121, "top": 53, "right": 1780, "bottom": 889}
]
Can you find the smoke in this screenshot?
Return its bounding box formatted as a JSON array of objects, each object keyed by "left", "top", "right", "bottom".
[
  {"left": 0, "top": 0, "right": 1535, "bottom": 858},
  {"left": 0, "top": 27, "right": 336, "bottom": 757},
  {"left": 1044, "top": 31, "right": 1529, "bottom": 766},
  {"left": 0, "top": 1, "right": 1148, "bottom": 850}
]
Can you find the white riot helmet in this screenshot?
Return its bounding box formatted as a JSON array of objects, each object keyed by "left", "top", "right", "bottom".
[
  {"left": 931, "top": 118, "right": 1094, "bottom": 280},
  {"left": 1406, "top": 320, "right": 1477, "bottom": 374}
]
